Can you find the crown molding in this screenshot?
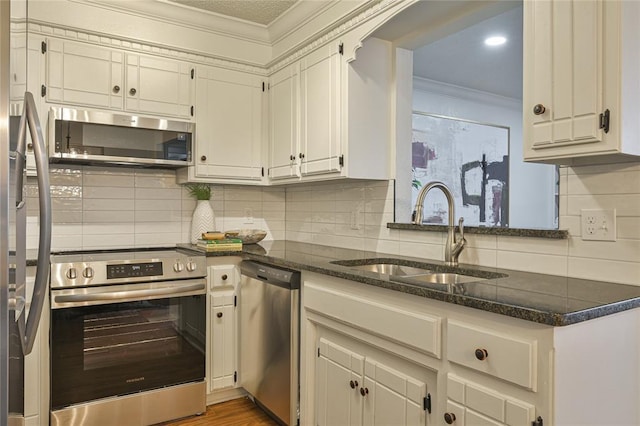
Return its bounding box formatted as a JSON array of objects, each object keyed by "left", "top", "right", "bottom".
[
  {"left": 28, "top": 20, "right": 268, "bottom": 75},
  {"left": 79, "top": 0, "right": 271, "bottom": 45},
  {"left": 413, "top": 76, "right": 521, "bottom": 110}
]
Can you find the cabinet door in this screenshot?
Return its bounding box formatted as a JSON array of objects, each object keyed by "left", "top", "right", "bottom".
[
  {"left": 523, "top": 0, "right": 609, "bottom": 160},
  {"left": 126, "top": 53, "right": 193, "bottom": 118},
  {"left": 46, "top": 38, "right": 123, "bottom": 110},
  {"left": 362, "top": 359, "right": 427, "bottom": 426},
  {"left": 299, "top": 43, "right": 342, "bottom": 176},
  {"left": 210, "top": 292, "right": 236, "bottom": 392},
  {"left": 195, "top": 66, "right": 263, "bottom": 181},
  {"left": 269, "top": 63, "right": 299, "bottom": 180},
  {"left": 316, "top": 338, "right": 364, "bottom": 426}
]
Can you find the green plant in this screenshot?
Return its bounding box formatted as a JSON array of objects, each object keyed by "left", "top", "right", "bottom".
[{"left": 184, "top": 183, "right": 211, "bottom": 200}]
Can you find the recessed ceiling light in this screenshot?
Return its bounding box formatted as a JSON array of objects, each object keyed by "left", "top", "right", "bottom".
[{"left": 484, "top": 36, "right": 507, "bottom": 47}]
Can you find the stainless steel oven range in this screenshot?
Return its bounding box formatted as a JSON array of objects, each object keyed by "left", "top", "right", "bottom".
[{"left": 49, "top": 247, "right": 207, "bottom": 426}]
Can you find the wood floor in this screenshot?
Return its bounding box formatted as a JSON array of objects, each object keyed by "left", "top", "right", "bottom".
[{"left": 160, "top": 397, "right": 279, "bottom": 426}]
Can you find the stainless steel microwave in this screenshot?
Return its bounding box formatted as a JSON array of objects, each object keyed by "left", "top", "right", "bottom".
[{"left": 49, "top": 107, "right": 194, "bottom": 168}]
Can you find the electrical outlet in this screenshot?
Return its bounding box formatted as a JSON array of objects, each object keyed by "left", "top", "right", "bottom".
[
  {"left": 243, "top": 208, "right": 254, "bottom": 224},
  {"left": 581, "top": 209, "right": 616, "bottom": 241}
]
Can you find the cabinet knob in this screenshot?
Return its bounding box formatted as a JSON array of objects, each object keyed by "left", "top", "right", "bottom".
[
  {"left": 216, "top": 312, "right": 223, "bottom": 318},
  {"left": 27, "top": 143, "right": 33, "bottom": 151},
  {"left": 299, "top": 153, "right": 305, "bottom": 159},
  {"left": 444, "top": 412, "right": 456, "bottom": 424},
  {"left": 200, "top": 155, "right": 207, "bottom": 161},
  {"left": 113, "top": 85, "right": 120, "bottom": 93},
  {"left": 475, "top": 348, "right": 489, "bottom": 361},
  {"left": 221, "top": 274, "right": 228, "bottom": 281},
  {"left": 290, "top": 154, "right": 295, "bottom": 161},
  {"left": 129, "top": 88, "right": 137, "bottom": 96},
  {"left": 359, "top": 387, "right": 368, "bottom": 397},
  {"left": 349, "top": 380, "right": 358, "bottom": 389},
  {"left": 533, "top": 104, "right": 546, "bottom": 115}
]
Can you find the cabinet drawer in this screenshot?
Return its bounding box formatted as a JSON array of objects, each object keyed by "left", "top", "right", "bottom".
[
  {"left": 447, "top": 320, "right": 536, "bottom": 390},
  {"left": 305, "top": 283, "right": 442, "bottom": 358},
  {"left": 208, "top": 265, "right": 237, "bottom": 289}
]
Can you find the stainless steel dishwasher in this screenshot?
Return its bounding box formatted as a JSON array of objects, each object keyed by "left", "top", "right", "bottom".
[{"left": 239, "top": 260, "right": 301, "bottom": 426}]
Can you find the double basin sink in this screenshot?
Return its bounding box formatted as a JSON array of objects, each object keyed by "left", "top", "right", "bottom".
[{"left": 331, "top": 258, "right": 507, "bottom": 293}]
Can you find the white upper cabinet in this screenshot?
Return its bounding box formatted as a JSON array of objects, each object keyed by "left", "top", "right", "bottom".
[
  {"left": 269, "top": 63, "right": 299, "bottom": 180},
  {"left": 189, "top": 65, "right": 264, "bottom": 182},
  {"left": 299, "top": 42, "right": 343, "bottom": 177},
  {"left": 267, "top": 37, "right": 392, "bottom": 184},
  {"left": 45, "top": 38, "right": 194, "bottom": 119},
  {"left": 125, "top": 53, "right": 193, "bottom": 118},
  {"left": 523, "top": 0, "right": 640, "bottom": 164}
]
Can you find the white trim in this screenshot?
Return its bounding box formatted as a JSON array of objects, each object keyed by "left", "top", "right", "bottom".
[
  {"left": 413, "top": 76, "right": 521, "bottom": 110},
  {"left": 28, "top": 21, "right": 268, "bottom": 76}
]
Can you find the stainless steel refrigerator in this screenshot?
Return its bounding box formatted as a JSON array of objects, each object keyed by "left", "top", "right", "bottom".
[{"left": 1, "top": 0, "right": 52, "bottom": 425}]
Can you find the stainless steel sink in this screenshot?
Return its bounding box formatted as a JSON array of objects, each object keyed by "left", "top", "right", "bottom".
[
  {"left": 346, "top": 263, "right": 431, "bottom": 276},
  {"left": 331, "top": 258, "right": 507, "bottom": 291},
  {"left": 395, "top": 272, "right": 484, "bottom": 285}
]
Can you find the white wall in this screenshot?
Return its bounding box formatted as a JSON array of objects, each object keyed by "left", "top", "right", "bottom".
[{"left": 411, "top": 77, "right": 557, "bottom": 229}]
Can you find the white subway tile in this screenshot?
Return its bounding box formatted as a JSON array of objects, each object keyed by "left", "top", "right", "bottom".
[
  {"left": 459, "top": 246, "right": 498, "bottom": 268},
  {"left": 83, "top": 223, "right": 134, "bottom": 235},
  {"left": 135, "top": 222, "right": 182, "bottom": 234},
  {"left": 135, "top": 187, "right": 181, "bottom": 200},
  {"left": 84, "top": 198, "right": 134, "bottom": 211},
  {"left": 83, "top": 186, "right": 134, "bottom": 199},
  {"left": 618, "top": 217, "right": 640, "bottom": 239},
  {"left": 83, "top": 210, "right": 134, "bottom": 223},
  {"left": 135, "top": 233, "right": 182, "bottom": 247},
  {"left": 497, "top": 235, "right": 568, "bottom": 256},
  {"left": 83, "top": 174, "right": 134, "bottom": 188},
  {"left": 567, "top": 171, "right": 640, "bottom": 195},
  {"left": 82, "top": 233, "right": 134, "bottom": 249},
  {"left": 568, "top": 257, "right": 640, "bottom": 286},
  {"left": 567, "top": 194, "right": 640, "bottom": 216},
  {"left": 398, "top": 241, "right": 443, "bottom": 261},
  {"left": 134, "top": 175, "right": 178, "bottom": 188},
  {"left": 134, "top": 209, "right": 182, "bottom": 222},
  {"left": 497, "top": 250, "right": 567, "bottom": 276},
  {"left": 569, "top": 238, "right": 640, "bottom": 263},
  {"left": 134, "top": 199, "right": 181, "bottom": 211}
]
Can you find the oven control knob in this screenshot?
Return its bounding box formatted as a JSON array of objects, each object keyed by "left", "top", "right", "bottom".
[
  {"left": 186, "top": 261, "right": 197, "bottom": 272},
  {"left": 83, "top": 267, "right": 94, "bottom": 279},
  {"left": 66, "top": 268, "right": 77, "bottom": 280},
  {"left": 173, "top": 262, "right": 184, "bottom": 273}
]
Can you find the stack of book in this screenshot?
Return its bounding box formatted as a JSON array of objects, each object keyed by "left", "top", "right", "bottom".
[{"left": 196, "top": 238, "right": 243, "bottom": 252}]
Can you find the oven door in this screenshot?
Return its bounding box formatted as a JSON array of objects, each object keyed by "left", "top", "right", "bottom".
[{"left": 50, "top": 280, "right": 206, "bottom": 410}]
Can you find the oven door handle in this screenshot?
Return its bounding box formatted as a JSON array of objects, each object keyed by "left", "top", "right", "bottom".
[{"left": 52, "top": 282, "right": 205, "bottom": 308}]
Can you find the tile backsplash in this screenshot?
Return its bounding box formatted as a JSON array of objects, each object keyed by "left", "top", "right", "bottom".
[
  {"left": 25, "top": 165, "right": 285, "bottom": 251},
  {"left": 26, "top": 162, "right": 639, "bottom": 285}
]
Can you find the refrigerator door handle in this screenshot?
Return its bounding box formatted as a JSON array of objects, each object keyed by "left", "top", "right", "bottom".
[{"left": 15, "top": 92, "right": 51, "bottom": 355}]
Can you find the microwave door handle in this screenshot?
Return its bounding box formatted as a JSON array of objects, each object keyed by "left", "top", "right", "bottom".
[{"left": 16, "top": 92, "right": 51, "bottom": 356}]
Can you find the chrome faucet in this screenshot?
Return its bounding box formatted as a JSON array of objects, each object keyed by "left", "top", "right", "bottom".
[{"left": 412, "top": 181, "right": 466, "bottom": 266}]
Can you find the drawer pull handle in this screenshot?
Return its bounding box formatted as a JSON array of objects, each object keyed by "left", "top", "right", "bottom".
[
  {"left": 216, "top": 312, "right": 223, "bottom": 318},
  {"left": 444, "top": 412, "right": 456, "bottom": 424},
  {"left": 349, "top": 380, "right": 358, "bottom": 389},
  {"left": 221, "top": 274, "right": 228, "bottom": 280},
  {"left": 475, "top": 348, "right": 489, "bottom": 360},
  {"left": 359, "top": 387, "right": 369, "bottom": 396}
]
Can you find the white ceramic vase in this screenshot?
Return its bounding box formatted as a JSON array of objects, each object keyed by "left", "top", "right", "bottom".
[{"left": 191, "top": 200, "right": 216, "bottom": 243}]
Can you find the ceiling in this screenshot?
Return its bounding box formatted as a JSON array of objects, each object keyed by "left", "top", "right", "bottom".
[
  {"left": 166, "top": 0, "right": 298, "bottom": 25},
  {"left": 412, "top": 6, "right": 523, "bottom": 100}
]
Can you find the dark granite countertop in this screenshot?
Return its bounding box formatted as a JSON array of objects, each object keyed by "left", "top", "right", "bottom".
[
  {"left": 388, "top": 222, "right": 569, "bottom": 239},
  {"left": 183, "top": 240, "right": 640, "bottom": 326}
]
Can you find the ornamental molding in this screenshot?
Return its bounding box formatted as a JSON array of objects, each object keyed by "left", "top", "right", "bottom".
[
  {"left": 27, "top": 20, "right": 268, "bottom": 76},
  {"left": 27, "top": 0, "right": 411, "bottom": 78}
]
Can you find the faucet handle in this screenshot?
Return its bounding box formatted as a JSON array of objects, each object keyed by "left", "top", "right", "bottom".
[{"left": 457, "top": 217, "right": 465, "bottom": 241}]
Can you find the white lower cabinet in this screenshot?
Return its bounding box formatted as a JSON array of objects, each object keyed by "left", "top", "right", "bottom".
[
  {"left": 206, "top": 263, "right": 240, "bottom": 396},
  {"left": 301, "top": 271, "right": 640, "bottom": 426},
  {"left": 315, "top": 335, "right": 431, "bottom": 426},
  {"left": 445, "top": 375, "right": 535, "bottom": 426}
]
